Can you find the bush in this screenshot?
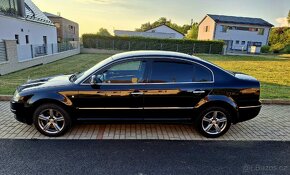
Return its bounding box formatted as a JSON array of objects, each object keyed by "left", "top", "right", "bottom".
[
  {"left": 261, "top": 45, "right": 270, "bottom": 53},
  {"left": 282, "top": 45, "right": 290, "bottom": 54},
  {"left": 82, "top": 34, "right": 224, "bottom": 54},
  {"left": 270, "top": 43, "right": 285, "bottom": 53}
]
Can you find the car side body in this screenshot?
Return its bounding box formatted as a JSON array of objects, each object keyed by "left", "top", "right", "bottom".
[{"left": 11, "top": 51, "right": 261, "bottom": 137}]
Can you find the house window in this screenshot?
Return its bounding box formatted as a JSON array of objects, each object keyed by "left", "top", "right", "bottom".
[
  {"left": 228, "top": 26, "right": 236, "bottom": 30},
  {"left": 221, "top": 25, "right": 228, "bottom": 32},
  {"left": 236, "top": 40, "right": 240, "bottom": 44},
  {"left": 205, "top": 26, "right": 209, "bottom": 32},
  {"left": 69, "top": 25, "right": 74, "bottom": 30},
  {"left": 249, "top": 28, "right": 258, "bottom": 32},
  {"left": 252, "top": 42, "right": 262, "bottom": 47},
  {"left": 258, "top": 28, "right": 264, "bottom": 35},
  {"left": 43, "top": 36, "right": 47, "bottom": 45},
  {"left": 236, "top": 27, "right": 250, "bottom": 31},
  {"left": 25, "top": 35, "right": 29, "bottom": 44},
  {"left": 241, "top": 41, "right": 246, "bottom": 45},
  {"left": 15, "top": 35, "right": 19, "bottom": 44}
]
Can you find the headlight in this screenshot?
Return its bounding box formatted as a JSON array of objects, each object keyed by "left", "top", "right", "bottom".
[{"left": 13, "top": 90, "right": 21, "bottom": 101}]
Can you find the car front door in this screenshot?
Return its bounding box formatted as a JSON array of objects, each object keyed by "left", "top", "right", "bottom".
[
  {"left": 75, "top": 58, "right": 148, "bottom": 120},
  {"left": 142, "top": 58, "right": 214, "bottom": 119}
]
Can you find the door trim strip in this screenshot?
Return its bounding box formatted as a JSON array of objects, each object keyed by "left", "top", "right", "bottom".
[
  {"left": 238, "top": 105, "right": 262, "bottom": 109},
  {"left": 77, "top": 107, "right": 143, "bottom": 110},
  {"left": 77, "top": 107, "right": 194, "bottom": 110}
]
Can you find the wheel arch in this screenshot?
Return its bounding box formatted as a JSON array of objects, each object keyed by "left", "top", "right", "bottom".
[
  {"left": 194, "top": 96, "right": 239, "bottom": 124},
  {"left": 26, "top": 92, "right": 76, "bottom": 120}
]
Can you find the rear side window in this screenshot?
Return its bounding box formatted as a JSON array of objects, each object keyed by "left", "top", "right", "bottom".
[
  {"left": 150, "top": 61, "right": 213, "bottom": 83},
  {"left": 192, "top": 64, "right": 213, "bottom": 82}
]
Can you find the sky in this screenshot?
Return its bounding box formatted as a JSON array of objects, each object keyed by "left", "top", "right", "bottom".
[{"left": 33, "top": 0, "right": 290, "bottom": 36}]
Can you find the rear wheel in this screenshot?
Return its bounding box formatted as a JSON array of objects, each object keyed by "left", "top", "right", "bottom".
[
  {"left": 33, "top": 104, "right": 72, "bottom": 137},
  {"left": 195, "top": 106, "right": 231, "bottom": 138}
]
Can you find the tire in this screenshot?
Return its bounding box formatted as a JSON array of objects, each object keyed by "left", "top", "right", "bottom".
[
  {"left": 195, "top": 106, "right": 232, "bottom": 138},
  {"left": 33, "top": 103, "right": 72, "bottom": 137}
]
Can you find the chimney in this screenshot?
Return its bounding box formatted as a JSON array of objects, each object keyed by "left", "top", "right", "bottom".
[{"left": 17, "top": 0, "right": 26, "bottom": 17}]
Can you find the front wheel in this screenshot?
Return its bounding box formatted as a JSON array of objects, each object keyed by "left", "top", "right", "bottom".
[
  {"left": 33, "top": 104, "right": 72, "bottom": 137},
  {"left": 195, "top": 106, "right": 232, "bottom": 138}
]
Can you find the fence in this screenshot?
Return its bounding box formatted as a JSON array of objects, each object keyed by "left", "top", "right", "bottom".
[
  {"left": 0, "top": 42, "right": 7, "bottom": 62},
  {"left": 83, "top": 35, "right": 224, "bottom": 54},
  {"left": 0, "top": 40, "right": 80, "bottom": 75},
  {"left": 17, "top": 42, "right": 79, "bottom": 62}
]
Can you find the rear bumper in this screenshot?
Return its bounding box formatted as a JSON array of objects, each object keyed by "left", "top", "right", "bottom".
[
  {"left": 10, "top": 101, "right": 33, "bottom": 125},
  {"left": 237, "top": 105, "right": 262, "bottom": 122}
]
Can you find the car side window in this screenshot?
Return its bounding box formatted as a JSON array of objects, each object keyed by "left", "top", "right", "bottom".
[
  {"left": 192, "top": 64, "right": 213, "bottom": 82},
  {"left": 149, "top": 60, "right": 213, "bottom": 83},
  {"left": 150, "top": 61, "right": 194, "bottom": 83},
  {"left": 99, "top": 60, "right": 146, "bottom": 84}
]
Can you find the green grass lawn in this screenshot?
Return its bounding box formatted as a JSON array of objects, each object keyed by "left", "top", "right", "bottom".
[{"left": 0, "top": 53, "right": 289, "bottom": 99}]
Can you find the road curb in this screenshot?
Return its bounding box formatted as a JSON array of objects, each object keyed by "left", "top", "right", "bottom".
[
  {"left": 0, "top": 95, "right": 290, "bottom": 105},
  {"left": 261, "top": 99, "right": 290, "bottom": 105},
  {"left": 0, "top": 95, "right": 12, "bottom": 101}
]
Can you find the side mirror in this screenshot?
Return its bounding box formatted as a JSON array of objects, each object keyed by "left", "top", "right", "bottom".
[
  {"left": 90, "top": 74, "right": 104, "bottom": 85},
  {"left": 90, "top": 75, "right": 97, "bottom": 85}
]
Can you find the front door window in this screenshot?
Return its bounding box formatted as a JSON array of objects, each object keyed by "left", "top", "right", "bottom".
[{"left": 99, "top": 60, "right": 146, "bottom": 84}]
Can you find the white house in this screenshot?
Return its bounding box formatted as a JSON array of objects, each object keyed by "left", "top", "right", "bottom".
[
  {"left": 114, "top": 24, "right": 184, "bottom": 39},
  {"left": 0, "top": 0, "right": 57, "bottom": 61},
  {"left": 198, "top": 14, "right": 273, "bottom": 53}
]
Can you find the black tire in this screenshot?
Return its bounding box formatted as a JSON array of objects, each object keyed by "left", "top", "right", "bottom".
[
  {"left": 195, "top": 106, "right": 232, "bottom": 138},
  {"left": 33, "top": 103, "right": 72, "bottom": 137}
]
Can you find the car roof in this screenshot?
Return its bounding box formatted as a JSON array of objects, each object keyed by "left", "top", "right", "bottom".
[{"left": 111, "top": 50, "right": 203, "bottom": 61}]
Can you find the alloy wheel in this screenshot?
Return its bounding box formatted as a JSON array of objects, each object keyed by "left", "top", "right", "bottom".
[
  {"left": 201, "top": 110, "right": 228, "bottom": 135},
  {"left": 38, "top": 109, "right": 65, "bottom": 134}
]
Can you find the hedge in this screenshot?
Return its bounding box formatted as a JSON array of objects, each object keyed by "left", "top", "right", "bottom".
[{"left": 82, "top": 34, "right": 224, "bottom": 54}]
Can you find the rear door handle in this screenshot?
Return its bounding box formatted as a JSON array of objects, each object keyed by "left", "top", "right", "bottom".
[
  {"left": 192, "top": 90, "right": 206, "bottom": 94},
  {"left": 130, "top": 92, "right": 144, "bottom": 95}
]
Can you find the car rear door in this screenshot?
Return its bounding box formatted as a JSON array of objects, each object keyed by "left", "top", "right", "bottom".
[{"left": 142, "top": 58, "right": 214, "bottom": 119}]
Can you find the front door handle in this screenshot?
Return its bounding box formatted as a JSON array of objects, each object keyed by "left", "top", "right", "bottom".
[
  {"left": 130, "top": 92, "right": 144, "bottom": 96},
  {"left": 192, "top": 90, "right": 206, "bottom": 94}
]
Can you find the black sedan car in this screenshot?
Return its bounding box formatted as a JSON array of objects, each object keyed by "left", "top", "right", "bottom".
[{"left": 11, "top": 51, "right": 261, "bottom": 138}]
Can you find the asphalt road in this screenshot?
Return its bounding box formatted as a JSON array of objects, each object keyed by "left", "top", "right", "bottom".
[{"left": 0, "top": 140, "right": 289, "bottom": 175}]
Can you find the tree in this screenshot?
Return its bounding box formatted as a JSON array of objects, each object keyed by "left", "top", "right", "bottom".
[
  {"left": 269, "top": 27, "right": 290, "bottom": 53},
  {"left": 135, "top": 17, "right": 193, "bottom": 35},
  {"left": 288, "top": 10, "right": 290, "bottom": 24},
  {"left": 185, "top": 23, "right": 199, "bottom": 40},
  {"left": 96, "top": 28, "right": 112, "bottom": 36}
]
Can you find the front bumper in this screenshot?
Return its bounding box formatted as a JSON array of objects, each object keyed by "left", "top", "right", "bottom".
[
  {"left": 238, "top": 105, "right": 262, "bottom": 122},
  {"left": 10, "top": 101, "right": 33, "bottom": 124}
]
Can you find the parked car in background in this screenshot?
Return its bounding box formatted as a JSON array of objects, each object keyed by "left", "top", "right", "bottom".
[{"left": 11, "top": 51, "right": 261, "bottom": 138}]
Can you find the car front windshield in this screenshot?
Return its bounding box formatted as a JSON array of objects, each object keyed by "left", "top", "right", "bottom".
[{"left": 73, "top": 56, "right": 113, "bottom": 84}]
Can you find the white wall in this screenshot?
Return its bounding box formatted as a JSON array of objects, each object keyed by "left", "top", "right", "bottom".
[
  {"left": 114, "top": 25, "right": 184, "bottom": 39},
  {"left": 146, "top": 25, "right": 184, "bottom": 39},
  {"left": 214, "top": 23, "right": 271, "bottom": 50},
  {"left": 0, "top": 40, "right": 80, "bottom": 75},
  {"left": 114, "top": 30, "right": 177, "bottom": 39},
  {"left": 197, "top": 16, "right": 216, "bottom": 40},
  {"left": 0, "top": 15, "right": 57, "bottom": 45}
]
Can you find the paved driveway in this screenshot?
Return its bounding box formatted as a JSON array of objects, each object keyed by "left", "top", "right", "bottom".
[{"left": 0, "top": 102, "right": 289, "bottom": 141}]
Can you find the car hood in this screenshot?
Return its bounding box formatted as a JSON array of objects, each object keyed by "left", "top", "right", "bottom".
[{"left": 17, "top": 75, "right": 72, "bottom": 93}]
